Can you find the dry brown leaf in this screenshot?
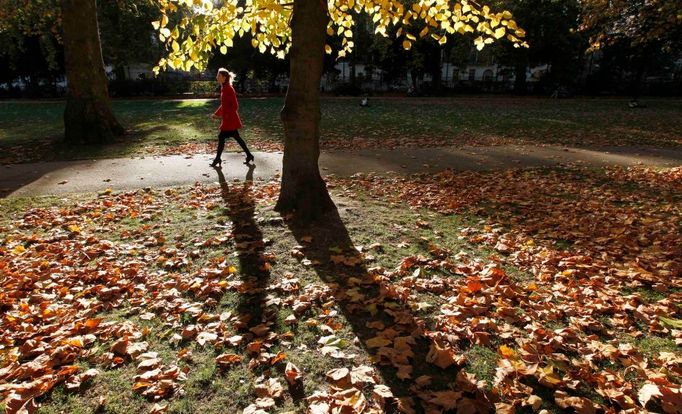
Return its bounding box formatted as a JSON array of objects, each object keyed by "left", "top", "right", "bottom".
[
  {"left": 284, "top": 362, "right": 302, "bottom": 385},
  {"left": 215, "top": 353, "right": 242, "bottom": 369},
  {"left": 426, "top": 340, "right": 464, "bottom": 369},
  {"left": 326, "top": 367, "right": 351, "bottom": 389},
  {"left": 555, "top": 391, "right": 598, "bottom": 414},
  {"left": 255, "top": 377, "right": 284, "bottom": 400}
]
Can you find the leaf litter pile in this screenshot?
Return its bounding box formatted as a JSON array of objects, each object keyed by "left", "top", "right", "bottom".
[{"left": 0, "top": 165, "right": 680, "bottom": 413}]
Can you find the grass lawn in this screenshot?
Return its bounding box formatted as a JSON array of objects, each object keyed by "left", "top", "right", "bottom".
[
  {"left": 1, "top": 165, "right": 680, "bottom": 413},
  {"left": 1, "top": 96, "right": 681, "bottom": 164}
]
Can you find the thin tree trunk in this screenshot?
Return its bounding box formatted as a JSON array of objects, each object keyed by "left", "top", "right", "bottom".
[
  {"left": 514, "top": 62, "right": 527, "bottom": 95},
  {"left": 629, "top": 54, "right": 647, "bottom": 104},
  {"left": 62, "top": 0, "right": 123, "bottom": 144},
  {"left": 275, "top": 0, "right": 334, "bottom": 219}
]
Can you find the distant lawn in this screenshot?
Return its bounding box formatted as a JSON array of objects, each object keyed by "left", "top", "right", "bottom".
[{"left": 1, "top": 96, "right": 681, "bottom": 164}]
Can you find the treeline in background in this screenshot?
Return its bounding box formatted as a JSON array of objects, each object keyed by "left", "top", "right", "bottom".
[{"left": 1, "top": 0, "right": 680, "bottom": 99}]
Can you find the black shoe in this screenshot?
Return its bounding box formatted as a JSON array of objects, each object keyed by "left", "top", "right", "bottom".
[
  {"left": 244, "top": 154, "right": 254, "bottom": 164},
  {"left": 210, "top": 159, "right": 222, "bottom": 168}
]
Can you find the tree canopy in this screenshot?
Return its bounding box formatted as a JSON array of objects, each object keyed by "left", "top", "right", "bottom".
[
  {"left": 152, "top": 0, "right": 528, "bottom": 74},
  {"left": 580, "top": 0, "right": 682, "bottom": 53},
  {"left": 0, "top": 0, "right": 162, "bottom": 76}
]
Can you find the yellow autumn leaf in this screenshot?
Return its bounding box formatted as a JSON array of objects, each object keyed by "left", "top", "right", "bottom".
[
  {"left": 151, "top": 0, "right": 525, "bottom": 74},
  {"left": 366, "top": 337, "right": 392, "bottom": 348},
  {"left": 499, "top": 345, "right": 518, "bottom": 360}
]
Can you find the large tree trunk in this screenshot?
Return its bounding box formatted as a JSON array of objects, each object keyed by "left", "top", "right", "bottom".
[
  {"left": 275, "top": 0, "right": 334, "bottom": 219},
  {"left": 61, "top": 0, "right": 123, "bottom": 144}
]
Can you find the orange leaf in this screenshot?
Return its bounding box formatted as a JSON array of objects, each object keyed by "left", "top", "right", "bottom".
[
  {"left": 133, "top": 381, "right": 152, "bottom": 390},
  {"left": 285, "top": 362, "right": 302, "bottom": 385},
  {"left": 466, "top": 279, "right": 482, "bottom": 293},
  {"left": 216, "top": 353, "right": 242, "bottom": 368},
  {"left": 270, "top": 352, "right": 287, "bottom": 365}
]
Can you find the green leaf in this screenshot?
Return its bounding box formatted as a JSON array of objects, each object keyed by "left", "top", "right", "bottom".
[{"left": 659, "top": 316, "right": 682, "bottom": 329}]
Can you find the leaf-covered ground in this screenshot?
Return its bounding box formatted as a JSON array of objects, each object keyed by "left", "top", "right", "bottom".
[
  {"left": 1, "top": 97, "right": 681, "bottom": 164},
  {"left": 0, "top": 165, "right": 680, "bottom": 414}
]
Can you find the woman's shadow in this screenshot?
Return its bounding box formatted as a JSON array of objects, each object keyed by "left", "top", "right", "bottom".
[
  {"left": 212, "top": 164, "right": 270, "bottom": 327},
  {"left": 211, "top": 167, "right": 474, "bottom": 411}
]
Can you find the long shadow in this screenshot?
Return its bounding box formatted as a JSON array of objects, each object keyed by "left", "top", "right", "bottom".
[
  {"left": 213, "top": 164, "right": 272, "bottom": 328},
  {"left": 284, "top": 204, "right": 481, "bottom": 412}
]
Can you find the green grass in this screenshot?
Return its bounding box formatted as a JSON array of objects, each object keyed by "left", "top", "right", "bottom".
[
  {"left": 1, "top": 96, "right": 681, "bottom": 163},
  {"left": 463, "top": 345, "right": 498, "bottom": 386},
  {"left": 1, "top": 186, "right": 516, "bottom": 413},
  {"left": 2, "top": 170, "right": 680, "bottom": 413},
  {"left": 634, "top": 336, "right": 678, "bottom": 359}
]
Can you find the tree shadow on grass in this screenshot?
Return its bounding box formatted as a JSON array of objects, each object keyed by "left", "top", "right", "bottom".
[
  {"left": 213, "top": 164, "right": 272, "bottom": 329},
  {"left": 284, "top": 202, "right": 488, "bottom": 412}
]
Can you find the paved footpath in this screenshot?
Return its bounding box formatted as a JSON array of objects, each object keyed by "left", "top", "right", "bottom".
[{"left": 2, "top": 144, "right": 681, "bottom": 198}]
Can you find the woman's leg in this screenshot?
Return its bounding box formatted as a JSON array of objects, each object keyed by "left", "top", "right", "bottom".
[
  {"left": 214, "top": 131, "right": 227, "bottom": 163},
  {"left": 232, "top": 130, "right": 253, "bottom": 160}
]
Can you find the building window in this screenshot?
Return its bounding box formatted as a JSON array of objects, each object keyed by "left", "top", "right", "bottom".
[
  {"left": 482, "top": 69, "right": 494, "bottom": 81},
  {"left": 468, "top": 69, "right": 476, "bottom": 81}
]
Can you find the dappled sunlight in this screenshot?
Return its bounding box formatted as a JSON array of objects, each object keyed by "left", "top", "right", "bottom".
[
  {"left": 329, "top": 165, "right": 682, "bottom": 411},
  {"left": 2, "top": 97, "right": 681, "bottom": 164},
  {"left": 174, "top": 99, "right": 213, "bottom": 108},
  {"left": 1, "top": 165, "right": 680, "bottom": 412}
]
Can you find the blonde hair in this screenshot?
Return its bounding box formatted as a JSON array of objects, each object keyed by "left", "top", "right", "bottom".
[{"left": 217, "top": 68, "right": 236, "bottom": 85}]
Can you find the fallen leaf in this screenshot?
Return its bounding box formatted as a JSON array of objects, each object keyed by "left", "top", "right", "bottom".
[{"left": 215, "top": 353, "right": 242, "bottom": 368}]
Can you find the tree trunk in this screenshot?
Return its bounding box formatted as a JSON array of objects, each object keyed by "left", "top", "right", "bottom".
[
  {"left": 629, "top": 53, "right": 648, "bottom": 104},
  {"left": 275, "top": 0, "right": 334, "bottom": 219},
  {"left": 61, "top": 0, "right": 123, "bottom": 144},
  {"left": 514, "top": 62, "right": 527, "bottom": 95}
]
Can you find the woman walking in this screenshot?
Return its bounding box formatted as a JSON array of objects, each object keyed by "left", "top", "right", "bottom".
[{"left": 211, "top": 68, "right": 254, "bottom": 167}]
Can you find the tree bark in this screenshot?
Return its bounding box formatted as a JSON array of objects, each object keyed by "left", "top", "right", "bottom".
[
  {"left": 61, "top": 0, "right": 123, "bottom": 144},
  {"left": 275, "top": 0, "right": 334, "bottom": 219}
]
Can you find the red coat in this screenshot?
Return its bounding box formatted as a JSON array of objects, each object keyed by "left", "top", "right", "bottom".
[{"left": 214, "top": 83, "right": 243, "bottom": 131}]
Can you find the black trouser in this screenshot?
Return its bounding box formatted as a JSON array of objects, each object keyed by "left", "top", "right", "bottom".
[{"left": 214, "top": 129, "right": 252, "bottom": 161}]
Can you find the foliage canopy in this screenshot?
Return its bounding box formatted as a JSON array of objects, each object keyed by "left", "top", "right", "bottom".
[{"left": 152, "top": 0, "right": 528, "bottom": 74}]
